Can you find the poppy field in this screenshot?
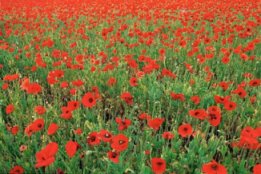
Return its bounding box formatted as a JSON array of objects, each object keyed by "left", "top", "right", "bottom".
[{"left": 0, "top": 0, "right": 260, "bottom": 173}]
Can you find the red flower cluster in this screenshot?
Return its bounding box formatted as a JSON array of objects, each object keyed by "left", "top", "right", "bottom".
[
  {"left": 1, "top": 0, "right": 260, "bottom": 173},
  {"left": 170, "top": 92, "right": 185, "bottom": 102},
  {"left": 24, "top": 118, "right": 45, "bottom": 137},
  {"left": 232, "top": 126, "right": 261, "bottom": 150},
  {"left": 115, "top": 117, "right": 132, "bottom": 131},
  {"left": 207, "top": 106, "right": 222, "bottom": 127},
  {"left": 202, "top": 160, "right": 227, "bottom": 174},
  {"left": 9, "top": 166, "right": 24, "bottom": 174},
  {"left": 35, "top": 142, "right": 58, "bottom": 168},
  {"left": 86, "top": 130, "right": 129, "bottom": 163},
  {"left": 148, "top": 118, "right": 165, "bottom": 131},
  {"left": 20, "top": 78, "right": 42, "bottom": 95},
  {"left": 121, "top": 92, "right": 133, "bottom": 105},
  {"left": 6, "top": 104, "right": 14, "bottom": 114}
]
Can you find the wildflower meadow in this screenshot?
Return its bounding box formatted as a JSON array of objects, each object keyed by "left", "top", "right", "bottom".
[{"left": 0, "top": 0, "right": 260, "bottom": 173}]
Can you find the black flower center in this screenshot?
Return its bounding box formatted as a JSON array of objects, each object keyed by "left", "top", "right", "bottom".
[
  {"left": 157, "top": 162, "right": 163, "bottom": 166},
  {"left": 90, "top": 136, "right": 96, "bottom": 141},
  {"left": 111, "top": 152, "right": 117, "bottom": 158},
  {"left": 211, "top": 164, "right": 218, "bottom": 170},
  {"left": 37, "top": 124, "right": 42, "bottom": 128},
  {"left": 209, "top": 114, "right": 217, "bottom": 120},
  {"left": 88, "top": 98, "right": 94, "bottom": 103}
]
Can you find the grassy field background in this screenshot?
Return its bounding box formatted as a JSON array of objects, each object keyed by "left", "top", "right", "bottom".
[{"left": 0, "top": 0, "right": 260, "bottom": 173}]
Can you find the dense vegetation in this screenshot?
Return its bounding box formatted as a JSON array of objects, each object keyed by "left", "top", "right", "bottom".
[{"left": 0, "top": 0, "right": 260, "bottom": 173}]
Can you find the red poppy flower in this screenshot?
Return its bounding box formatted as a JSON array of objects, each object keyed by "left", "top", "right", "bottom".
[
  {"left": 67, "top": 100, "right": 80, "bottom": 111},
  {"left": 60, "top": 106, "right": 72, "bottom": 119},
  {"left": 162, "top": 68, "right": 176, "bottom": 79},
  {"left": 24, "top": 119, "right": 44, "bottom": 136},
  {"left": 207, "top": 112, "right": 221, "bottom": 127},
  {"left": 82, "top": 92, "right": 96, "bottom": 108},
  {"left": 250, "top": 96, "right": 256, "bottom": 104},
  {"left": 158, "top": 48, "right": 165, "bottom": 55},
  {"left": 129, "top": 77, "right": 138, "bottom": 87},
  {"left": 249, "top": 79, "right": 260, "bottom": 87},
  {"left": 107, "top": 77, "right": 117, "bottom": 86},
  {"left": 6, "top": 104, "right": 14, "bottom": 114},
  {"left": 224, "top": 101, "right": 237, "bottom": 111},
  {"left": 3, "top": 73, "right": 19, "bottom": 81},
  {"left": 237, "top": 126, "right": 259, "bottom": 149},
  {"left": 115, "top": 117, "right": 132, "bottom": 131},
  {"left": 233, "top": 138, "right": 259, "bottom": 150},
  {"left": 24, "top": 124, "right": 35, "bottom": 137},
  {"left": 253, "top": 164, "right": 261, "bottom": 174},
  {"left": 42, "top": 38, "right": 54, "bottom": 48},
  {"left": 207, "top": 106, "right": 222, "bottom": 127},
  {"left": 189, "top": 109, "right": 207, "bottom": 120},
  {"left": 74, "top": 128, "right": 83, "bottom": 135},
  {"left": 19, "top": 145, "right": 27, "bottom": 152},
  {"left": 70, "top": 88, "right": 77, "bottom": 95},
  {"left": 145, "top": 150, "right": 151, "bottom": 155},
  {"left": 214, "top": 95, "right": 230, "bottom": 104},
  {"left": 47, "top": 123, "right": 59, "bottom": 135},
  {"left": 72, "top": 79, "right": 84, "bottom": 87},
  {"left": 162, "top": 132, "right": 174, "bottom": 140},
  {"left": 121, "top": 92, "right": 133, "bottom": 105},
  {"left": 138, "top": 113, "right": 151, "bottom": 120},
  {"left": 178, "top": 123, "right": 193, "bottom": 138},
  {"left": 107, "top": 151, "right": 120, "bottom": 163},
  {"left": 99, "top": 129, "right": 113, "bottom": 142},
  {"left": 136, "top": 70, "right": 145, "bottom": 78},
  {"left": 60, "top": 81, "right": 69, "bottom": 88},
  {"left": 9, "top": 165, "right": 24, "bottom": 174},
  {"left": 35, "top": 142, "right": 58, "bottom": 168},
  {"left": 221, "top": 56, "right": 230, "bottom": 64},
  {"left": 70, "top": 42, "right": 77, "bottom": 48},
  {"left": 2, "top": 83, "right": 9, "bottom": 90},
  {"left": 11, "top": 126, "right": 19, "bottom": 135},
  {"left": 190, "top": 95, "right": 200, "bottom": 105},
  {"left": 87, "top": 132, "right": 101, "bottom": 146},
  {"left": 26, "top": 83, "right": 42, "bottom": 95},
  {"left": 202, "top": 160, "right": 227, "bottom": 174},
  {"left": 31, "top": 118, "right": 45, "bottom": 132},
  {"left": 151, "top": 157, "right": 166, "bottom": 174},
  {"left": 110, "top": 134, "right": 129, "bottom": 152},
  {"left": 232, "top": 87, "right": 247, "bottom": 98},
  {"left": 65, "top": 141, "right": 79, "bottom": 158},
  {"left": 170, "top": 92, "right": 185, "bottom": 102},
  {"left": 218, "top": 81, "right": 230, "bottom": 91},
  {"left": 34, "top": 105, "right": 46, "bottom": 115},
  {"left": 184, "top": 63, "right": 194, "bottom": 73},
  {"left": 147, "top": 118, "right": 164, "bottom": 131},
  {"left": 241, "top": 126, "right": 258, "bottom": 138}
]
